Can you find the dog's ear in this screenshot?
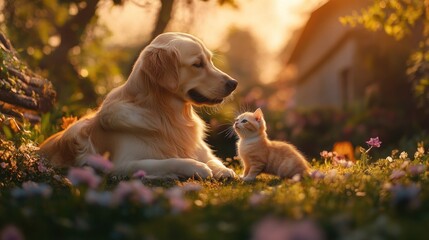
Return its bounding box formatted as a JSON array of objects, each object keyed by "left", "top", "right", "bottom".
[{"left": 141, "top": 46, "right": 180, "bottom": 91}]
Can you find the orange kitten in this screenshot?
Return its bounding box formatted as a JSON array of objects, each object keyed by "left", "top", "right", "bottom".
[{"left": 233, "top": 108, "right": 311, "bottom": 181}]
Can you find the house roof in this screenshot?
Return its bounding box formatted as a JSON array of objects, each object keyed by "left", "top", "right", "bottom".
[{"left": 285, "top": 0, "right": 368, "bottom": 65}]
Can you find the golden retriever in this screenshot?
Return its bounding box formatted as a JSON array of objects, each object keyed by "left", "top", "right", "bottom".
[{"left": 39, "top": 32, "right": 238, "bottom": 179}]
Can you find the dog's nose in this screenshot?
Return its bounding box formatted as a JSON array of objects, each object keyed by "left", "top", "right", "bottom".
[{"left": 225, "top": 79, "right": 238, "bottom": 93}]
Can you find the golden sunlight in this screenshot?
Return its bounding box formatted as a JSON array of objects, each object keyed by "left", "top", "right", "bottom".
[{"left": 99, "top": 0, "right": 326, "bottom": 83}]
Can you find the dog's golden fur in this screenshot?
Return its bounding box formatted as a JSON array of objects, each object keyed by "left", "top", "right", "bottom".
[{"left": 40, "top": 32, "right": 238, "bottom": 179}]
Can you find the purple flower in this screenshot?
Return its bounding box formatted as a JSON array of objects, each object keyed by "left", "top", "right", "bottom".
[
  {"left": 310, "top": 170, "right": 325, "bottom": 180},
  {"left": 85, "top": 154, "right": 113, "bottom": 173},
  {"left": 408, "top": 164, "right": 426, "bottom": 176},
  {"left": 1, "top": 162, "right": 8, "bottom": 169},
  {"left": 132, "top": 170, "right": 146, "bottom": 179},
  {"left": 390, "top": 183, "right": 420, "bottom": 209},
  {"left": 0, "top": 225, "right": 24, "bottom": 240},
  {"left": 67, "top": 167, "right": 101, "bottom": 189},
  {"left": 390, "top": 170, "right": 406, "bottom": 180},
  {"left": 366, "top": 137, "right": 382, "bottom": 148},
  {"left": 85, "top": 190, "right": 113, "bottom": 207},
  {"left": 11, "top": 181, "right": 52, "bottom": 199}
]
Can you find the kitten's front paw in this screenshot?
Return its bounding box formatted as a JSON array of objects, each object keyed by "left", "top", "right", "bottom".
[{"left": 242, "top": 176, "right": 256, "bottom": 182}]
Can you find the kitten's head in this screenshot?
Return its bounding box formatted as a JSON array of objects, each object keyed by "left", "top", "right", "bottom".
[{"left": 233, "top": 108, "right": 266, "bottom": 139}]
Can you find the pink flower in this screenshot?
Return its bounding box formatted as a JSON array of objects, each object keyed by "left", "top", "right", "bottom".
[
  {"left": 1, "top": 162, "right": 8, "bottom": 168},
  {"left": 85, "top": 154, "right": 113, "bottom": 173},
  {"left": 0, "top": 225, "right": 24, "bottom": 240},
  {"left": 67, "top": 167, "right": 101, "bottom": 189},
  {"left": 320, "top": 151, "right": 329, "bottom": 158},
  {"left": 112, "top": 180, "right": 153, "bottom": 205},
  {"left": 366, "top": 137, "right": 382, "bottom": 148},
  {"left": 37, "top": 162, "right": 47, "bottom": 172},
  {"left": 249, "top": 192, "right": 265, "bottom": 206},
  {"left": 181, "top": 182, "right": 202, "bottom": 192},
  {"left": 165, "top": 187, "right": 190, "bottom": 213},
  {"left": 390, "top": 170, "right": 406, "bottom": 180},
  {"left": 132, "top": 170, "right": 146, "bottom": 179},
  {"left": 169, "top": 195, "right": 190, "bottom": 213},
  {"left": 251, "top": 217, "right": 324, "bottom": 240},
  {"left": 338, "top": 159, "right": 354, "bottom": 168}
]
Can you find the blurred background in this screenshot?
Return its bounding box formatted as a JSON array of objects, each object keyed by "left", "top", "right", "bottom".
[{"left": 1, "top": 0, "right": 428, "bottom": 160}]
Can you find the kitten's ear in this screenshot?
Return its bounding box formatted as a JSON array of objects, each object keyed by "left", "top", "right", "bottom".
[{"left": 254, "top": 108, "right": 263, "bottom": 122}]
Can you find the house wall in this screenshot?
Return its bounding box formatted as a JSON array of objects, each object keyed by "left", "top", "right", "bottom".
[
  {"left": 287, "top": 0, "right": 370, "bottom": 109},
  {"left": 295, "top": 38, "right": 357, "bottom": 108}
]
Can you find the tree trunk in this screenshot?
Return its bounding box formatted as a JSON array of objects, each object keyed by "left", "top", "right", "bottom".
[
  {"left": 39, "top": 0, "right": 100, "bottom": 105},
  {"left": 0, "top": 32, "right": 56, "bottom": 123}
]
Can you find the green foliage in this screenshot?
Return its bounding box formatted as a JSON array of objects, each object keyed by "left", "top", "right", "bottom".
[
  {"left": 0, "top": 115, "right": 65, "bottom": 188},
  {"left": 1, "top": 132, "right": 429, "bottom": 239},
  {"left": 340, "top": 0, "right": 429, "bottom": 110},
  {"left": 340, "top": 0, "right": 424, "bottom": 40}
]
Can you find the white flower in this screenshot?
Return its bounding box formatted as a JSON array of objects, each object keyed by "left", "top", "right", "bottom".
[
  {"left": 414, "top": 151, "right": 423, "bottom": 159},
  {"left": 399, "top": 151, "right": 408, "bottom": 160},
  {"left": 386, "top": 156, "right": 393, "bottom": 162}
]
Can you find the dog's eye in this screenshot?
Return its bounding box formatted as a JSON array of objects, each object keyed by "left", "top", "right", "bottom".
[
  {"left": 241, "top": 119, "right": 248, "bottom": 123},
  {"left": 192, "top": 61, "right": 205, "bottom": 68}
]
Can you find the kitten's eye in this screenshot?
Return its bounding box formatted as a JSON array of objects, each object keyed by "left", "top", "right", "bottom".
[
  {"left": 192, "top": 60, "right": 205, "bottom": 68},
  {"left": 241, "top": 119, "right": 248, "bottom": 123}
]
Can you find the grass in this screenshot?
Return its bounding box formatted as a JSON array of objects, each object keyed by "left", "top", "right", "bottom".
[{"left": 1, "top": 121, "right": 429, "bottom": 239}]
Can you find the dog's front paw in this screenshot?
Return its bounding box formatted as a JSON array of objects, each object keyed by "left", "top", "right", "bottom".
[
  {"left": 188, "top": 161, "right": 213, "bottom": 180},
  {"left": 207, "top": 161, "right": 237, "bottom": 179}
]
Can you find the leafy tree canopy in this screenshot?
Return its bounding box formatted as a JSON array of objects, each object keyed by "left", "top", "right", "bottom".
[{"left": 340, "top": 0, "right": 429, "bottom": 110}]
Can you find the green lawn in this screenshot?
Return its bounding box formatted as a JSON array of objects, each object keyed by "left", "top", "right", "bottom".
[{"left": 1, "top": 132, "right": 429, "bottom": 240}]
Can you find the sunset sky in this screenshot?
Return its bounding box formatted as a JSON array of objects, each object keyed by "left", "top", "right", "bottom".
[
  {"left": 100, "top": 0, "right": 325, "bottom": 48},
  {"left": 99, "top": 0, "right": 326, "bottom": 82}
]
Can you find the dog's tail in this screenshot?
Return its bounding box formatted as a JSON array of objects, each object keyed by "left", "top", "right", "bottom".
[{"left": 39, "top": 118, "right": 94, "bottom": 167}]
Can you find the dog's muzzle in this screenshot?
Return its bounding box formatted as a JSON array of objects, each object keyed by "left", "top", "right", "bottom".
[{"left": 188, "top": 89, "right": 223, "bottom": 104}]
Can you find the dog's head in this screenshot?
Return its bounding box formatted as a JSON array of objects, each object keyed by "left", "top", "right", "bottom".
[{"left": 138, "top": 32, "right": 238, "bottom": 105}]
